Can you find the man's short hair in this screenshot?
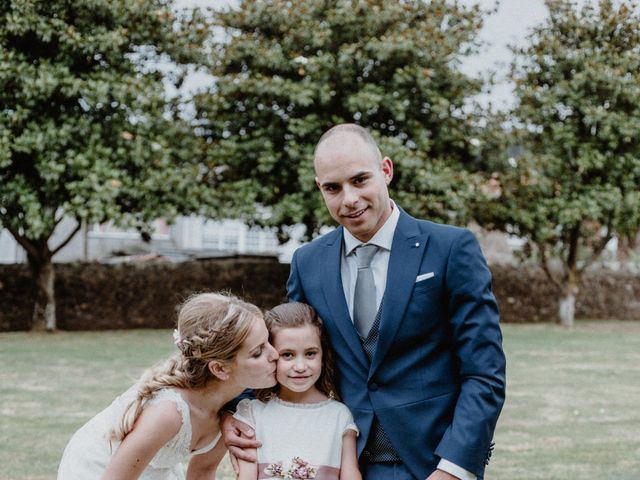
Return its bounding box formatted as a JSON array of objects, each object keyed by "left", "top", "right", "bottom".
[{"left": 314, "top": 123, "right": 383, "bottom": 162}]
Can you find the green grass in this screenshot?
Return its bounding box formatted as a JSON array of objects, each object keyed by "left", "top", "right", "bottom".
[{"left": 1, "top": 322, "right": 639, "bottom": 479}]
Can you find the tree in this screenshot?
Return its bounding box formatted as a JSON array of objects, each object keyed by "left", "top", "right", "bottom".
[
  {"left": 0, "top": 0, "right": 211, "bottom": 331},
  {"left": 478, "top": 0, "right": 640, "bottom": 327},
  {"left": 196, "top": 0, "right": 495, "bottom": 239}
]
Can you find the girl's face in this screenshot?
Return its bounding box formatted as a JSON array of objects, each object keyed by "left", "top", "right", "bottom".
[
  {"left": 272, "top": 325, "right": 323, "bottom": 402},
  {"left": 231, "top": 317, "right": 279, "bottom": 389}
]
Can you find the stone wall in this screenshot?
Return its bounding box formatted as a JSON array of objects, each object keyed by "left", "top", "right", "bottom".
[{"left": 1, "top": 258, "right": 638, "bottom": 331}]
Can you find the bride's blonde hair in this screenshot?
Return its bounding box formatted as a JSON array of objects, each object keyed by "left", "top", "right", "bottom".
[{"left": 109, "top": 292, "right": 261, "bottom": 441}]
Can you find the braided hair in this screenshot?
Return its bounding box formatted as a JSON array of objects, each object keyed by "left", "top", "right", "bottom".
[{"left": 109, "top": 292, "right": 262, "bottom": 441}]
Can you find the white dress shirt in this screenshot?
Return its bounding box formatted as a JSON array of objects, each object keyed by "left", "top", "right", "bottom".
[
  {"left": 341, "top": 202, "right": 399, "bottom": 319},
  {"left": 339, "top": 201, "right": 476, "bottom": 480}
]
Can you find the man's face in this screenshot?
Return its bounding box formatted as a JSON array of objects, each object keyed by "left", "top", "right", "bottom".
[{"left": 314, "top": 134, "right": 393, "bottom": 243}]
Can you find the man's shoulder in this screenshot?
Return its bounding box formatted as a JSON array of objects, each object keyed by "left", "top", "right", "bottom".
[
  {"left": 404, "top": 211, "right": 470, "bottom": 240},
  {"left": 293, "top": 228, "right": 341, "bottom": 259}
]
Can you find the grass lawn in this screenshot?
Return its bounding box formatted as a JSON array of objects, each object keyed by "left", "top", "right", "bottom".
[{"left": 1, "top": 321, "right": 639, "bottom": 479}]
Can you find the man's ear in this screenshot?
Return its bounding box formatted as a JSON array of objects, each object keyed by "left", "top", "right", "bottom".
[
  {"left": 381, "top": 157, "right": 394, "bottom": 184},
  {"left": 315, "top": 176, "right": 321, "bottom": 189},
  {"left": 208, "top": 361, "right": 230, "bottom": 381}
]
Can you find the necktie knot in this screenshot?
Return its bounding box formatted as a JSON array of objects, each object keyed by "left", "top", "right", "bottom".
[{"left": 355, "top": 244, "right": 379, "bottom": 269}]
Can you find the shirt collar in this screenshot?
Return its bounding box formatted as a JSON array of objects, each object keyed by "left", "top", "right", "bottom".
[{"left": 343, "top": 201, "right": 399, "bottom": 256}]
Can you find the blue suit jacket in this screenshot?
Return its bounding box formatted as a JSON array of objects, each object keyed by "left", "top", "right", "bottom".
[{"left": 286, "top": 208, "right": 506, "bottom": 479}]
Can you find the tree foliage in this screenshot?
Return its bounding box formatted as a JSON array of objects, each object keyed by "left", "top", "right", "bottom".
[
  {"left": 197, "top": 0, "right": 494, "bottom": 239},
  {"left": 0, "top": 0, "right": 211, "bottom": 330},
  {"left": 479, "top": 0, "right": 640, "bottom": 326}
]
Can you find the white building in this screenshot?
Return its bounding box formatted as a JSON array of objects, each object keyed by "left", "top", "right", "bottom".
[{"left": 0, "top": 216, "right": 302, "bottom": 264}]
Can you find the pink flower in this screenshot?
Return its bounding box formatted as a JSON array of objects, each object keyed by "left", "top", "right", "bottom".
[
  {"left": 263, "top": 457, "right": 317, "bottom": 479},
  {"left": 264, "top": 461, "right": 285, "bottom": 476}
]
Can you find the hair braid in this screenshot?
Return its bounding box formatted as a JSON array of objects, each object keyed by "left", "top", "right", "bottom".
[{"left": 109, "top": 292, "right": 261, "bottom": 441}]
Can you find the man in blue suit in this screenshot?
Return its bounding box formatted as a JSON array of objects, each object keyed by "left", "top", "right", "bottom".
[
  {"left": 286, "top": 124, "right": 506, "bottom": 480},
  {"left": 222, "top": 123, "right": 505, "bottom": 479}
]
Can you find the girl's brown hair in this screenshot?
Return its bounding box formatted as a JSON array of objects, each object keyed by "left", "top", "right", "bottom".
[
  {"left": 109, "top": 292, "right": 262, "bottom": 441},
  {"left": 255, "top": 302, "right": 338, "bottom": 401}
]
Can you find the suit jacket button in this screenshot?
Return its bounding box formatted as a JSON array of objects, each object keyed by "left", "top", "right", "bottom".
[{"left": 369, "top": 382, "right": 379, "bottom": 391}]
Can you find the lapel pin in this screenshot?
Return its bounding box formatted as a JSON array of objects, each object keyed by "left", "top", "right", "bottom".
[{"left": 414, "top": 242, "right": 420, "bottom": 248}]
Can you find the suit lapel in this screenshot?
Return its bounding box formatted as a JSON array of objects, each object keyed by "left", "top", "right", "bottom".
[
  {"left": 320, "top": 228, "right": 369, "bottom": 370},
  {"left": 369, "top": 210, "right": 429, "bottom": 377}
]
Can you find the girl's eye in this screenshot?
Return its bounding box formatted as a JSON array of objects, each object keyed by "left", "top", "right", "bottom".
[
  {"left": 281, "top": 352, "right": 293, "bottom": 359},
  {"left": 306, "top": 351, "right": 317, "bottom": 358},
  {"left": 252, "top": 347, "right": 263, "bottom": 358}
]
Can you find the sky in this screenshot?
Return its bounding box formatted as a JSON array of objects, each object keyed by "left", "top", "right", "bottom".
[
  {"left": 174, "top": 0, "right": 555, "bottom": 108},
  {"left": 459, "top": 0, "right": 549, "bottom": 108}
]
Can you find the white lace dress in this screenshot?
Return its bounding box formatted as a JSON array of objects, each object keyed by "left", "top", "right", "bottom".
[{"left": 57, "top": 387, "right": 220, "bottom": 480}]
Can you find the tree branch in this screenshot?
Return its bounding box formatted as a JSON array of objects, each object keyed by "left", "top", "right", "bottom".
[
  {"left": 580, "top": 218, "right": 614, "bottom": 272},
  {"left": 51, "top": 221, "right": 82, "bottom": 256},
  {"left": 54, "top": 213, "right": 65, "bottom": 227},
  {"left": 2, "top": 221, "right": 39, "bottom": 259}
]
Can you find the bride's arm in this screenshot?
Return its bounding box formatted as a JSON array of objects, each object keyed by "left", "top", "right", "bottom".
[
  {"left": 186, "top": 440, "right": 227, "bottom": 480},
  {"left": 100, "top": 402, "right": 182, "bottom": 480}
]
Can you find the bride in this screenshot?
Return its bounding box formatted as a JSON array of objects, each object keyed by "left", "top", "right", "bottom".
[{"left": 57, "top": 293, "right": 278, "bottom": 480}]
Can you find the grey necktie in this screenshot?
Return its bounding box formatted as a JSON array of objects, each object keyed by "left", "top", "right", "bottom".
[{"left": 353, "top": 244, "right": 379, "bottom": 339}]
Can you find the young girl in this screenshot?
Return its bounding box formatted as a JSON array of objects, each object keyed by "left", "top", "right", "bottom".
[
  {"left": 234, "top": 302, "right": 361, "bottom": 480},
  {"left": 57, "top": 292, "right": 278, "bottom": 480}
]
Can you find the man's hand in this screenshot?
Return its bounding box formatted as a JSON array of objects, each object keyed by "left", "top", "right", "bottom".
[
  {"left": 220, "top": 411, "right": 261, "bottom": 473},
  {"left": 426, "top": 470, "right": 460, "bottom": 480}
]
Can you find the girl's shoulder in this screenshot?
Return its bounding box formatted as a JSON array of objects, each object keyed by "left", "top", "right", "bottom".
[
  {"left": 234, "top": 397, "right": 267, "bottom": 428},
  {"left": 326, "top": 400, "right": 359, "bottom": 436},
  {"left": 328, "top": 398, "right": 352, "bottom": 412},
  {"left": 236, "top": 397, "right": 268, "bottom": 411},
  {"left": 318, "top": 398, "right": 356, "bottom": 420}
]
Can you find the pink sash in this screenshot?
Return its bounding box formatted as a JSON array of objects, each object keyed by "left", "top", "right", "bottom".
[{"left": 257, "top": 463, "right": 340, "bottom": 480}]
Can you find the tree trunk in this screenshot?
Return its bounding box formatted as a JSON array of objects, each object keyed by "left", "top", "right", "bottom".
[
  {"left": 8, "top": 222, "right": 80, "bottom": 332},
  {"left": 558, "top": 275, "right": 579, "bottom": 328},
  {"left": 30, "top": 254, "right": 56, "bottom": 331}
]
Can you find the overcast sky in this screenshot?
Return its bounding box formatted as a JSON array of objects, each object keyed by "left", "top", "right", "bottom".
[
  {"left": 460, "top": 0, "right": 549, "bottom": 108},
  {"left": 175, "top": 0, "right": 555, "bottom": 108}
]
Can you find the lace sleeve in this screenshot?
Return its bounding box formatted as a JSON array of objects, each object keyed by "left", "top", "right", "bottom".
[{"left": 233, "top": 398, "right": 256, "bottom": 429}]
